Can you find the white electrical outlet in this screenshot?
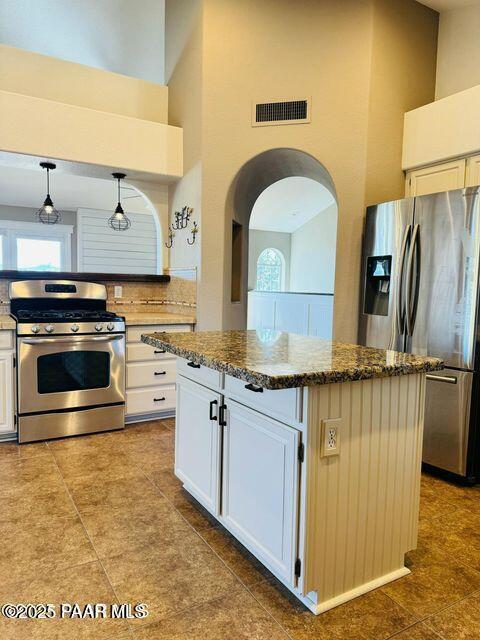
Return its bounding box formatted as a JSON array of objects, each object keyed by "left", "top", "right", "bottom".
[
  {"left": 114, "top": 285, "right": 123, "bottom": 298},
  {"left": 321, "top": 418, "right": 341, "bottom": 457}
]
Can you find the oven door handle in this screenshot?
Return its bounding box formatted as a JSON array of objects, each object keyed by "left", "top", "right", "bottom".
[{"left": 21, "top": 335, "right": 124, "bottom": 345}]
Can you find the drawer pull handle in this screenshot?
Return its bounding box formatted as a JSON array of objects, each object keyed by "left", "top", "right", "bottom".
[
  {"left": 154, "top": 397, "right": 166, "bottom": 402},
  {"left": 154, "top": 371, "right": 167, "bottom": 376},
  {"left": 209, "top": 399, "right": 218, "bottom": 421},
  {"left": 426, "top": 374, "right": 457, "bottom": 385},
  {"left": 187, "top": 361, "right": 201, "bottom": 369},
  {"left": 245, "top": 383, "right": 264, "bottom": 393},
  {"left": 154, "top": 350, "right": 166, "bottom": 354}
]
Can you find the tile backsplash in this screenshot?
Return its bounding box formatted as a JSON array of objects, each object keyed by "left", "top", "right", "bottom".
[{"left": 0, "top": 267, "right": 197, "bottom": 318}]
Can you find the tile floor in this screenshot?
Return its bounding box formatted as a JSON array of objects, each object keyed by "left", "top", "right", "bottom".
[{"left": 0, "top": 418, "right": 479, "bottom": 639}]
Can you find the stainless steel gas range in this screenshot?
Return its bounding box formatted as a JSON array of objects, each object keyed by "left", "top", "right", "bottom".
[{"left": 10, "top": 280, "right": 126, "bottom": 443}]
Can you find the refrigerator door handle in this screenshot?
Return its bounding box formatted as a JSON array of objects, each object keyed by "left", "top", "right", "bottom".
[
  {"left": 426, "top": 374, "right": 458, "bottom": 385},
  {"left": 406, "top": 224, "right": 420, "bottom": 336},
  {"left": 396, "top": 224, "right": 411, "bottom": 335}
]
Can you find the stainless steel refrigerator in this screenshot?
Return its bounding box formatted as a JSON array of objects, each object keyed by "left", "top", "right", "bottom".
[{"left": 359, "top": 187, "right": 480, "bottom": 483}]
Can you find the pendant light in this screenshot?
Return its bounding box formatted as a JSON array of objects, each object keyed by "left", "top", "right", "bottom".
[
  {"left": 36, "top": 162, "right": 61, "bottom": 224},
  {"left": 108, "top": 173, "right": 131, "bottom": 231}
]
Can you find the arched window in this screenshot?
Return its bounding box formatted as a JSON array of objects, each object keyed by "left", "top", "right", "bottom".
[{"left": 256, "top": 248, "right": 285, "bottom": 291}]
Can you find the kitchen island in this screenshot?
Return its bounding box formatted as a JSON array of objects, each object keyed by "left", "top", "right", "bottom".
[{"left": 141, "top": 329, "right": 443, "bottom": 614}]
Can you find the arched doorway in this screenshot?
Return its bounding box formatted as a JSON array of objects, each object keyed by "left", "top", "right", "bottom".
[{"left": 225, "top": 148, "right": 338, "bottom": 335}]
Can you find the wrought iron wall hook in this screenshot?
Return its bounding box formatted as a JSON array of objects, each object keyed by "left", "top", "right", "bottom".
[
  {"left": 172, "top": 206, "right": 193, "bottom": 230},
  {"left": 187, "top": 221, "right": 199, "bottom": 245},
  {"left": 165, "top": 225, "right": 175, "bottom": 248}
]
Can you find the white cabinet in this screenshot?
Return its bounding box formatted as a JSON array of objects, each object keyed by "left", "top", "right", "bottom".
[
  {"left": 127, "top": 360, "right": 177, "bottom": 389},
  {"left": 0, "top": 352, "right": 14, "bottom": 435},
  {"left": 175, "top": 375, "right": 222, "bottom": 515},
  {"left": 173, "top": 360, "right": 426, "bottom": 615},
  {"left": 125, "top": 322, "right": 193, "bottom": 421},
  {"left": 466, "top": 154, "right": 480, "bottom": 187},
  {"left": 405, "top": 159, "right": 466, "bottom": 196},
  {"left": 221, "top": 400, "right": 300, "bottom": 583},
  {"left": 177, "top": 357, "right": 223, "bottom": 390},
  {"left": 0, "top": 330, "right": 15, "bottom": 437},
  {"left": 224, "top": 374, "right": 301, "bottom": 426},
  {"left": 175, "top": 366, "right": 301, "bottom": 585}
]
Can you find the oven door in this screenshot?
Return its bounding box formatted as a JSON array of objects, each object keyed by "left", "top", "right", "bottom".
[{"left": 18, "top": 333, "right": 125, "bottom": 414}]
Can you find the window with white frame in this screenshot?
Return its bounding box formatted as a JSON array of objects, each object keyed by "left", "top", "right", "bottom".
[
  {"left": 255, "top": 248, "right": 285, "bottom": 292},
  {"left": 0, "top": 221, "right": 73, "bottom": 271}
]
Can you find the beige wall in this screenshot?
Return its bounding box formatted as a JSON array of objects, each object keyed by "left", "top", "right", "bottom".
[
  {"left": 166, "top": 0, "right": 203, "bottom": 277},
  {"left": 0, "top": 44, "right": 181, "bottom": 273},
  {"left": 0, "top": 44, "right": 168, "bottom": 123},
  {"left": 166, "top": 0, "right": 438, "bottom": 339},
  {"left": 0, "top": 90, "right": 182, "bottom": 181},
  {"left": 204, "top": 0, "right": 373, "bottom": 338},
  {"left": 365, "top": 0, "right": 438, "bottom": 205},
  {"left": 435, "top": 5, "right": 480, "bottom": 100},
  {"left": 0, "top": 1, "right": 165, "bottom": 84},
  {"left": 290, "top": 205, "right": 337, "bottom": 295}
]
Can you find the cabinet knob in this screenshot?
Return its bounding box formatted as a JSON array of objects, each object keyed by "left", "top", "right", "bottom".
[{"left": 187, "top": 361, "right": 201, "bottom": 369}]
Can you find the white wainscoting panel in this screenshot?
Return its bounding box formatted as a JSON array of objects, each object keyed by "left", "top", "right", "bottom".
[
  {"left": 77, "top": 208, "right": 158, "bottom": 274},
  {"left": 302, "top": 373, "right": 425, "bottom": 607},
  {"left": 247, "top": 291, "right": 333, "bottom": 338}
]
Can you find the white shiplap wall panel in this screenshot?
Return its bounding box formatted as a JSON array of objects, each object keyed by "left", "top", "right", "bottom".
[
  {"left": 77, "top": 208, "right": 158, "bottom": 274},
  {"left": 303, "top": 373, "right": 425, "bottom": 610}
]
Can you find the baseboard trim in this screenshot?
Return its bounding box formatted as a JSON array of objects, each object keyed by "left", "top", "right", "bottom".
[
  {"left": 125, "top": 410, "right": 175, "bottom": 424},
  {"left": 306, "top": 567, "right": 411, "bottom": 615}
]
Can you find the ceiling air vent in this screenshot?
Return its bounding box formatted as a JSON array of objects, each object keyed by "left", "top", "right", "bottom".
[{"left": 252, "top": 98, "right": 310, "bottom": 127}]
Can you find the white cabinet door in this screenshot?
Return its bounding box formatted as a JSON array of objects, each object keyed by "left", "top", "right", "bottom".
[
  {"left": 175, "top": 375, "right": 222, "bottom": 516},
  {"left": 466, "top": 154, "right": 480, "bottom": 187},
  {"left": 0, "top": 352, "right": 14, "bottom": 434},
  {"left": 221, "top": 400, "right": 300, "bottom": 584},
  {"left": 405, "top": 159, "right": 466, "bottom": 196}
]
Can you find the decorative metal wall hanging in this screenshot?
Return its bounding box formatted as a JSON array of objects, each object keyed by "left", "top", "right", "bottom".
[
  {"left": 165, "top": 225, "right": 175, "bottom": 248},
  {"left": 165, "top": 206, "right": 196, "bottom": 249},
  {"left": 108, "top": 173, "right": 131, "bottom": 231},
  {"left": 172, "top": 206, "right": 193, "bottom": 230},
  {"left": 187, "top": 221, "right": 199, "bottom": 245},
  {"left": 36, "top": 162, "right": 61, "bottom": 224}
]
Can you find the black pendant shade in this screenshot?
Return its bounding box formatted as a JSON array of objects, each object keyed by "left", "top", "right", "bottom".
[
  {"left": 108, "top": 173, "right": 131, "bottom": 231},
  {"left": 36, "top": 162, "right": 61, "bottom": 225}
]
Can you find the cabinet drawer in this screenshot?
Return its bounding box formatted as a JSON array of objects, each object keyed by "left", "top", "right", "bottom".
[
  {"left": 127, "top": 342, "right": 172, "bottom": 363},
  {"left": 127, "top": 324, "right": 191, "bottom": 344},
  {"left": 127, "top": 360, "right": 176, "bottom": 389},
  {"left": 225, "top": 375, "right": 302, "bottom": 425},
  {"left": 0, "top": 331, "right": 13, "bottom": 350},
  {"left": 177, "top": 358, "right": 223, "bottom": 390},
  {"left": 126, "top": 385, "right": 176, "bottom": 415}
]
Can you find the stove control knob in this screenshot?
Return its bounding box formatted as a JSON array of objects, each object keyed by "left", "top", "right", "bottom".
[
  {"left": 45, "top": 324, "right": 54, "bottom": 334},
  {"left": 31, "top": 325, "right": 40, "bottom": 334},
  {"left": 95, "top": 323, "right": 103, "bottom": 332},
  {"left": 107, "top": 322, "right": 115, "bottom": 331},
  {"left": 71, "top": 324, "right": 79, "bottom": 333}
]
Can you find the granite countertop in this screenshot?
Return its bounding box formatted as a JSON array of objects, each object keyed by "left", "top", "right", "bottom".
[
  {"left": 0, "top": 315, "right": 17, "bottom": 330},
  {"left": 120, "top": 312, "right": 196, "bottom": 326},
  {"left": 141, "top": 329, "right": 444, "bottom": 390}
]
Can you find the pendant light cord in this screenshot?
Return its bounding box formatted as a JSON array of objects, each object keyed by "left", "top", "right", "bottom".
[
  {"left": 118, "top": 175, "right": 121, "bottom": 205},
  {"left": 46, "top": 166, "right": 50, "bottom": 196}
]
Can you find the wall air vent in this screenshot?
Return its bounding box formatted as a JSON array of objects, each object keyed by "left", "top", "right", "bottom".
[{"left": 252, "top": 98, "right": 310, "bottom": 127}]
